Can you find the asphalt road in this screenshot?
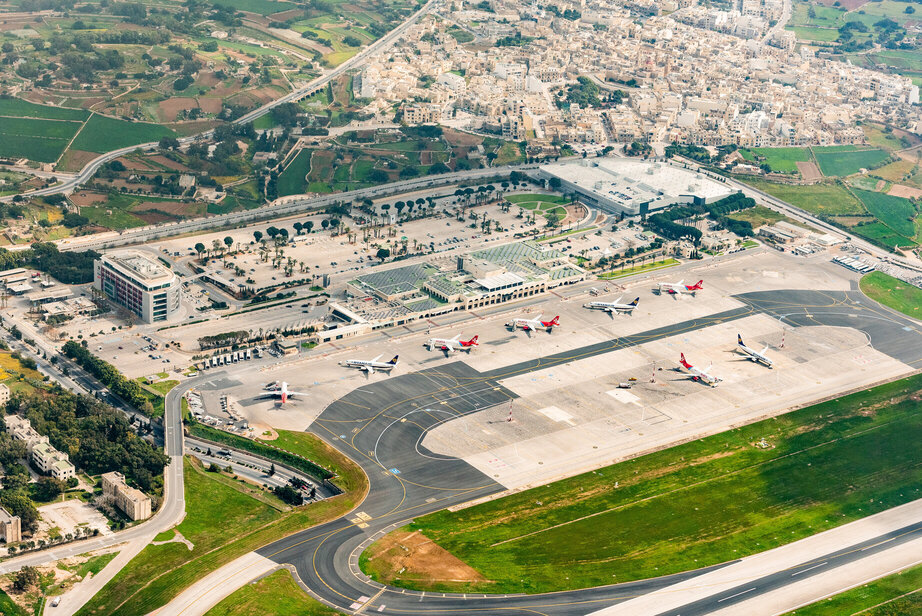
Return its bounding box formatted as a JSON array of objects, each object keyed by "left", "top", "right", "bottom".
[{"left": 249, "top": 288, "right": 922, "bottom": 615}]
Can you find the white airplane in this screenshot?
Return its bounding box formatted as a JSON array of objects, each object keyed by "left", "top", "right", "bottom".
[
  {"left": 427, "top": 334, "right": 479, "bottom": 353},
  {"left": 737, "top": 334, "right": 773, "bottom": 368},
  {"left": 506, "top": 314, "right": 560, "bottom": 333},
  {"left": 339, "top": 354, "right": 399, "bottom": 374},
  {"left": 679, "top": 353, "right": 722, "bottom": 386},
  {"left": 268, "top": 382, "right": 310, "bottom": 404},
  {"left": 584, "top": 296, "right": 640, "bottom": 315},
  {"left": 657, "top": 279, "right": 703, "bottom": 296}
]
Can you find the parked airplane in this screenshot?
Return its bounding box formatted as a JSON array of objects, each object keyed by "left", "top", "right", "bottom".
[
  {"left": 268, "top": 382, "right": 310, "bottom": 404},
  {"left": 657, "top": 280, "right": 703, "bottom": 295},
  {"left": 737, "top": 334, "right": 774, "bottom": 368},
  {"left": 427, "top": 334, "right": 479, "bottom": 353},
  {"left": 339, "top": 354, "right": 399, "bottom": 374},
  {"left": 584, "top": 296, "right": 640, "bottom": 315},
  {"left": 679, "top": 353, "right": 722, "bottom": 386},
  {"left": 506, "top": 314, "right": 560, "bottom": 333}
]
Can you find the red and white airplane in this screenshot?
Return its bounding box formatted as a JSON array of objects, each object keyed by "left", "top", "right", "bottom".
[
  {"left": 679, "top": 353, "right": 722, "bottom": 386},
  {"left": 427, "top": 334, "right": 479, "bottom": 353},
  {"left": 506, "top": 314, "right": 559, "bottom": 333},
  {"left": 266, "top": 382, "right": 310, "bottom": 404},
  {"left": 657, "top": 280, "right": 703, "bottom": 296}
]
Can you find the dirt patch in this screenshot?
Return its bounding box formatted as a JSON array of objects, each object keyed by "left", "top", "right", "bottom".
[
  {"left": 131, "top": 200, "right": 204, "bottom": 217},
  {"left": 364, "top": 530, "right": 488, "bottom": 586},
  {"left": 132, "top": 210, "right": 176, "bottom": 224},
  {"left": 57, "top": 150, "right": 100, "bottom": 173},
  {"left": 253, "top": 423, "right": 279, "bottom": 440},
  {"left": 70, "top": 191, "right": 108, "bottom": 207},
  {"left": 831, "top": 215, "right": 875, "bottom": 226},
  {"left": 118, "top": 156, "right": 158, "bottom": 171},
  {"left": 443, "top": 128, "right": 481, "bottom": 147},
  {"left": 269, "top": 8, "right": 304, "bottom": 21},
  {"left": 888, "top": 183, "right": 922, "bottom": 199},
  {"left": 196, "top": 71, "right": 221, "bottom": 88},
  {"left": 796, "top": 161, "right": 823, "bottom": 181},
  {"left": 158, "top": 97, "right": 199, "bottom": 122},
  {"left": 197, "top": 96, "right": 223, "bottom": 114},
  {"left": 147, "top": 155, "right": 193, "bottom": 172}
]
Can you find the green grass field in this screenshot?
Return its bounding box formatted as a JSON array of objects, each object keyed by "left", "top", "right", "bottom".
[
  {"left": 210, "top": 0, "right": 296, "bottom": 14},
  {"left": 860, "top": 271, "right": 922, "bottom": 318},
  {"left": 598, "top": 258, "right": 680, "bottom": 279},
  {"left": 204, "top": 569, "right": 340, "bottom": 616},
  {"left": 506, "top": 193, "right": 568, "bottom": 204},
  {"left": 722, "top": 204, "right": 787, "bottom": 229},
  {"left": 78, "top": 432, "right": 367, "bottom": 616},
  {"left": 742, "top": 179, "right": 865, "bottom": 216},
  {"left": 277, "top": 149, "right": 312, "bottom": 197},
  {"left": 363, "top": 374, "right": 922, "bottom": 594},
  {"left": 785, "top": 25, "right": 840, "bottom": 41},
  {"left": 741, "top": 147, "right": 811, "bottom": 174},
  {"left": 851, "top": 221, "right": 916, "bottom": 248},
  {"left": 852, "top": 188, "right": 917, "bottom": 237},
  {"left": 70, "top": 114, "right": 175, "bottom": 154},
  {"left": 814, "top": 148, "right": 890, "bottom": 177},
  {"left": 0, "top": 588, "right": 27, "bottom": 616}
]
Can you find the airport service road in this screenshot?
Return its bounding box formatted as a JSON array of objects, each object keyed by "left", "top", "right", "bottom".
[{"left": 236, "top": 288, "right": 922, "bottom": 616}]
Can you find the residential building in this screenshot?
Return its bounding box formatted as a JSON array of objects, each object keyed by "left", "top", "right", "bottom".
[
  {"left": 0, "top": 507, "right": 21, "bottom": 543},
  {"left": 31, "top": 442, "right": 76, "bottom": 481},
  {"left": 101, "top": 471, "right": 152, "bottom": 521},
  {"left": 94, "top": 251, "right": 181, "bottom": 323},
  {"left": 0, "top": 383, "right": 9, "bottom": 407},
  {"left": 4, "top": 414, "right": 48, "bottom": 451}
]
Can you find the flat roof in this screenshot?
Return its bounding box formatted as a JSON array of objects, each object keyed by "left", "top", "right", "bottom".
[
  {"left": 102, "top": 251, "right": 175, "bottom": 285},
  {"left": 540, "top": 159, "right": 733, "bottom": 208}
]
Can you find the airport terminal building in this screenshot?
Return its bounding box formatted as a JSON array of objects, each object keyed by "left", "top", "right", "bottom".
[
  {"left": 94, "top": 251, "right": 180, "bottom": 323},
  {"left": 535, "top": 159, "right": 734, "bottom": 217}
]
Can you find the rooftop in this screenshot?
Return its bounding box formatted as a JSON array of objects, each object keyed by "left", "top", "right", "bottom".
[{"left": 102, "top": 251, "right": 175, "bottom": 284}]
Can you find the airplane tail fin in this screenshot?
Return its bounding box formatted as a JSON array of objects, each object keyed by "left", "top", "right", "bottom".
[
  {"left": 281, "top": 392, "right": 287, "bottom": 404},
  {"left": 389, "top": 355, "right": 399, "bottom": 365},
  {"left": 738, "top": 334, "right": 744, "bottom": 346},
  {"left": 466, "top": 335, "right": 479, "bottom": 345},
  {"left": 550, "top": 316, "right": 560, "bottom": 326},
  {"left": 690, "top": 280, "right": 704, "bottom": 290},
  {"left": 680, "top": 353, "right": 692, "bottom": 369},
  {"left": 630, "top": 297, "right": 640, "bottom": 306}
]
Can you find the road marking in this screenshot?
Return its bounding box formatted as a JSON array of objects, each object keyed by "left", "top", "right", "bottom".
[
  {"left": 718, "top": 588, "right": 756, "bottom": 602},
  {"left": 862, "top": 538, "right": 895, "bottom": 551},
  {"left": 419, "top": 591, "right": 425, "bottom": 602},
  {"left": 791, "top": 561, "right": 827, "bottom": 576}
]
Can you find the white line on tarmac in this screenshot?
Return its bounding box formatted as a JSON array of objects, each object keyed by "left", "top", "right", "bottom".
[
  {"left": 791, "top": 562, "right": 826, "bottom": 576},
  {"left": 718, "top": 588, "right": 756, "bottom": 603}
]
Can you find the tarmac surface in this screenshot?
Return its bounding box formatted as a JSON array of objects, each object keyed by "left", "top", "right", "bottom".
[{"left": 252, "top": 288, "right": 922, "bottom": 615}]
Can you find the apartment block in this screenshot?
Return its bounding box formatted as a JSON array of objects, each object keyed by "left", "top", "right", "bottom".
[{"left": 101, "top": 471, "right": 152, "bottom": 521}]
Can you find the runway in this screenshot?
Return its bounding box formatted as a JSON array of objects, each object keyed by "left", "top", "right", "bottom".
[{"left": 253, "top": 289, "right": 922, "bottom": 615}]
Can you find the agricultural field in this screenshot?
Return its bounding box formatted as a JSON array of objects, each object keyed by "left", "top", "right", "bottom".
[
  {"left": 740, "top": 147, "right": 811, "bottom": 174},
  {"left": 860, "top": 271, "right": 922, "bottom": 317},
  {"left": 0, "top": 116, "right": 83, "bottom": 162},
  {"left": 813, "top": 146, "right": 890, "bottom": 177},
  {"left": 852, "top": 188, "right": 917, "bottom": 238},
  {"left": 70, "top": 115, "right": 176, "bottom": 154},
  {"left": 277, "top": 149, "right": 314, "bottom": 197},
  {"left": 362, "top": 374, "right": 922, "bottom": 594}
]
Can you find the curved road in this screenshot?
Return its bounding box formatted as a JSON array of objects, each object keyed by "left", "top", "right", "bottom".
[{"left": 233, "top": 288, "right": 922, "bottom": 615}]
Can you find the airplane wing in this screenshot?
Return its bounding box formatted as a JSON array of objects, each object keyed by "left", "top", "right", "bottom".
[
  {"left": 760, "top": 345, "right": 770, "bottom": 356},
  {"left": 287, "top": 390, "right": 310, "bottom": 397},
  {"left": 364, "top": 365, "right": 375, "bottom": 374},
  {"left": 614, "top": 296, "right": 623, "bottom": 304},
  {"left": 450, "top": 334, "right": 461, "bottom": 342},
  {"left": 371, "top": 354, "right": 382, "bottom": 362}
]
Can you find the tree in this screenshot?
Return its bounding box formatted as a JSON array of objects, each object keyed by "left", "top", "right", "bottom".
[
  {"left": 376, "top": 247, "right": 390, "bottom": 261},
  {"left": 194, "top": 243, "right": 206, "bottom": 259},
  {"left": 321, "top": 219, "right": 330, "bottom": 230},
  {"left": 268, "top": 463, "right": 276, "bottom": 476},
  {"left": 304, "top": 220, "right": 314, "bottom": 234},
  {"left": 253, "top": 230, "right": 263, "bottom": 243},
  {"left": 293, "top": 222, "right": 303, "bottom": 235},
  {"left": 223, "top": 236, "right": 233, "bottom": 250},
  {"left": 34, "top": 476, "right": 65, "bottom": 501},
  {"left": 12, "top": 566, "right": 39, "bottom": 593}
]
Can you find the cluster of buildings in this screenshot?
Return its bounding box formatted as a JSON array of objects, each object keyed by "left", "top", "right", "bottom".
[
  {"left": 355, "top": 0, "right": 919, "bottom": 148},
  {"left": 4, "top": 415, "right": 76, "bottom": 482},
  {"left": 340, "top": 239, "right": 585, "bottom": 329}
]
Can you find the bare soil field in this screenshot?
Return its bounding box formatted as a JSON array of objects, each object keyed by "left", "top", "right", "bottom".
[
  {"left": 888, "top": 183, "right": 922, "bottom": 199},
  {"left": 148, "top": 154, "right": 193, "bottom": 172},
  {"left": 443, "top": 128, "right": 481, "bottom": 147},
  {"left": 131, "top": 200, "right": 206, "bottom": 217},
  {"left": 363, "top": 530, "right": 488, "bottom": 587},
  {"left": 796, "top": 161, "right": 823, "bottom": 180},
  {"left": 197, "top": 96, "right": 223, "bottom": 114},
  {"left": 270, "top": 8, "right": 303, "bottom": 20},
  {"left": 132, "top": 210, "right": 175, "bottom": 224},
  {"left": 158, "top": 97, "right": 199, "bottom": 122},
  {"left": 70, "top": 191, "right": 109, "bottom": 207},
  {"left": 196, "top": 71, "right": 221, "bottom": 87},
  {"left": 119, "top": 156, "right": 159, "bottom": 171},
  {"left": 58, "top": 149, "right": 100, "bottom": 173}
]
